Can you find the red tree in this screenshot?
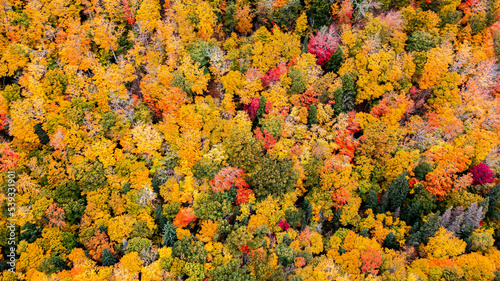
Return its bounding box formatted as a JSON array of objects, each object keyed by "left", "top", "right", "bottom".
[
  {"left": 254, "top": 127, "right": 277, "bottom": 151},
  {"left": 470, "top": 163, "right": 494, "bottom": 185},
  {"left": 361, "top": 246, "right": 383, "bottom": 275},
  {"left": 45, "top": 203, "right": 67, "bottom": 229},
  {"left": 210, "top": 167, "right": 249, "bottom": 193},
  {"left": 308, "top": 26, "right": 339, "bottom": 66}
]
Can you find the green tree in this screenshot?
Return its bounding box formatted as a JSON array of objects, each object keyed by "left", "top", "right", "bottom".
[
  {"left": 249, "top": 155, "right": 299, "bottom": 200},
  {"left": 253, "top": 95, "right": 267, "bottom": 129},
  {"left": 364, "top": 190, "right": 378, "bottom": 211},
  {"left": 486, "top": 184, "right": 500, "bottom": 221},
  {"left": 289, "top": 69, "right": 307, "bottom": 94},
  {"left": 54, "top": 181, "right": 80, "bottom": 205},
  {"left": 37, "top": 254, "right": 68, "bottom": 275},
  {"left": 324, "top": 46, "right": 344, "bottom": 73},
  {"left": 407, "top": 211, "right": 440, "bottom": 245},
  {"left": 63, "top": 199, "right": 86, "bottom": 225},
  {"left": 401, "top": 201, "right": 422, "bottom": 225},
  {"left": 162, "top": 222, "right": 177, "bottom": 247},
  {"left": 34, "top": 123, "right": 49, "bottom": 145},
  {"left": 193, "top": 193, "right": 224, "bottom": 221},
  {"left": 406, "top": 31, "right": 438, "bottom": 52},
  {"left": 172, "top": 236, "right": 207, "bottom": 264},
  {"left": 20, "top": 222, "right": 42, "bottom": 243},
  {"left": 209, "top": 260, "right": 256, "bottom": 281},
  {"left": 126, "top": 237, "right": 152, "bottom": 254},
  {"left": 334, "top": 73, "right": 357, "bottom": 114},
  {"left": 275, "top": 244, "right": 296, "bottom": 266},
  {"left": 383, "top": 231, "right": 398, "bottom": 249},
  {"left": 2, "top": 84, "right": 21, "bottom": 104},
  {"left": 307, "top": 104, "right": 318, "bottom": 126},
  {"left": 101, "top": 248, "right": 117, "bottom": 266},
  {"left": 306, "top": 0, "right": 331, "bottom": 29},
  {"left": 414, "top": 161, "right": 433, "bottom": 181},
  {"left": 385, "top": 171, "right": 409, "bottom": 212}
]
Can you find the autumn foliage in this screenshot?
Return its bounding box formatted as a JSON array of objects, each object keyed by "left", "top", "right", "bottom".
[
  {"left": 210, "top": 167, "right": 248, "bottom": 193},
  {"left": 1, "top": 0, "right": 500, "bottom": 280},
  {"left": 308, "top": 26, "right": 339, "bottom": 66}
]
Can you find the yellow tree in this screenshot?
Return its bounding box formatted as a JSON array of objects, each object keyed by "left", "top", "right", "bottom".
[
  {"left": 9, "top": 97, "right": 45, "bottom": 145},
  {"left": 422, "top": 227, "right": 466, "bottom": 259},
  {"left": 195, "top": 0, "right": 217, "bottom": 40},
  {"left": 419, "top": 45, "right": 455, "bottom": 90},
  {"left": 235, "top": 5, "right": 254, "bottom": 35},
  {"left": 135, "top": 0, "right": 161, "bottom": 34},
  {"left": 177, "top": 55, "right": 210, "bottom": 96}
]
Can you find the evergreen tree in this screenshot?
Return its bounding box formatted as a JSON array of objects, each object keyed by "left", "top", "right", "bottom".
[
  {"left": 365, "top": 190, "right": 378, "bottom": 211},
  {"left": 376, "top": 192, "right": 388, "bottom": 214},
  {"left": 34, "top": 123, "right": 49, "bottom": 145},
  {"left": 359, "top": 228, "right": 370, "bottom": 238},
  {"left": 101, "top": 248, "right": 117, "bottom": 266},
  {"left": 307, "top": 104, "right": 318, "bottom": 126},
  {"left": 324, "top": 46, "right": 344, "bottom": 73},
  {"left": 407, "top": 211, "right": 441, "bottom": 246},
  {"left": 486, "top": 184, "right": 500, "bottom": 220},
  {"left": 414, "top": 162, "right": 433, "bottom": 181},
  {"left": 306, "top": 0, "right": 331, "bottom": 29},
  {"left": 334, "top": 73, "right": 357, "bottom": 114},
  {"left": 412, "top": 184, "right": 437, "bottom": 216},
  {"left": 37, "top": 254, "right": 67, "bottom": 275},
  {"left": 420, "top": 212, "right": 441, "bottom": 243},
  {"left": 333, "top": 87, "right": 344, "bottom": 114},
  {"left": 302, "top": 200, "right": 313, "bottom": 229},
  {"left": 155, "top": 204, "right": 167, "bottom": 232},
  {"left": 98, "top": 225, "right": 107, "bottom": 234},
  {"left": 401, "top": 201, "right": 421, "bottom": 225},
  {"left": 285, "top": 208, "right": 303, "bottom": 228},
  {"left": 162, "top": 222, "right": 178, "bottom": 247},
  {"left": 121, "top": 182, "right": 131, "bottom": 194},
  {"left": 253, "top": 95, "right": 267, "bottom": 129},
  {"left": 20, "top": 221, "right": 42, "bottom": 243},
  {"left": 494, "top": 271, "right": 500, "bottom": 281},
  {"left": 383, "top": 231, "right": 398, "bottom": 249},
  {"left": 386, "top": 171, "right": 409, "bottom": 212}
]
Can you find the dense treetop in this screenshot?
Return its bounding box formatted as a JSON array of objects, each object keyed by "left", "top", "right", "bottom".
[{"left": 1, "top": 0, "right": 500, "bottom": 280}]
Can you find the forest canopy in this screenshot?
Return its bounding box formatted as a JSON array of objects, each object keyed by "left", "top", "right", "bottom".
[{"left": 1, "top": 0, "right": 500, "bottom": 280}]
